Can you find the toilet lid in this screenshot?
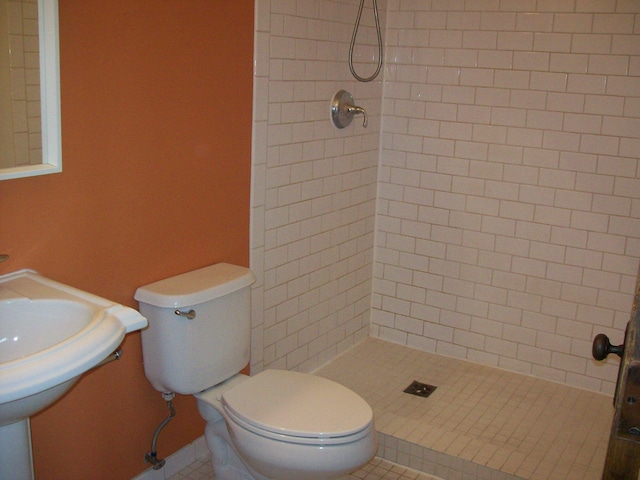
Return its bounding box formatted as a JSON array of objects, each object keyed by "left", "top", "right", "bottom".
[{"left": 222, "top": 370, "right": 373, "bottom": 440}]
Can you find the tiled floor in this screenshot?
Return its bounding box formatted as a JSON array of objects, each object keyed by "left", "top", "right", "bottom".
[
  {"left": 316, "top": 338, "right": 612, "bottom": 480},
  {"left": 168, "top": 338, "right": 613, "bottom": 480},
  {"left": 168, "top": 456, "right": 441, "bottom": 480}
]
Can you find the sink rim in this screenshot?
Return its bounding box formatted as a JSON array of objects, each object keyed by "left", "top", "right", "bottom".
[
  {"left": 0, "top": 270, "right": 147, "bottom": 405},
  {"left": 0, "top": 303, "right": 125, "bottom": 404}
]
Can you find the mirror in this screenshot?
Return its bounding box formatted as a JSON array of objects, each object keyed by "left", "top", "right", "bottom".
[{"left": 0, "top": 0, "right": 59, "bottom": 181}]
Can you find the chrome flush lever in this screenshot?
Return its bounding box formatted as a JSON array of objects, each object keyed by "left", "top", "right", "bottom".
[
  {"left": 331, "top": 90, "right": 368, "bottom": 129},
  {"left": 174, "top": 309, "right": 196, "bottom": 320}
]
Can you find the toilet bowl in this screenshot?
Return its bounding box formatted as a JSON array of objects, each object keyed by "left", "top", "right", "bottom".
[
  {"left": 135, "top": 263, "right": 377, "bottom": 480},
  {"left": 195, "top": 370, "right": 377, "bottom": 480}
]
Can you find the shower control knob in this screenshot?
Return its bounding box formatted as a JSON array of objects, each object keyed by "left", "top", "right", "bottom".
[
  {"left": 330, "top": 90, "right": 368, "bottom": 129},
  {"left": 592, "top": 333, "right": 624, "bottom": 360}
]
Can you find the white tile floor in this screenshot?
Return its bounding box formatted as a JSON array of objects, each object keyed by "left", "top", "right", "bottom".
[
  {"left": 165, "top": 338, "right": 613, "bottom": 480},
  {"left": 167, "top": 456, "right": 441, "bottom": 480},
  {"left": 316, "top": 338, "right": 612, "bottom": 480}
]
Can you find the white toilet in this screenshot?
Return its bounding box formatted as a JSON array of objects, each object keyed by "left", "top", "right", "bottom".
[{"left": 135, "top": 263, "right": 377, "bottom": 480}]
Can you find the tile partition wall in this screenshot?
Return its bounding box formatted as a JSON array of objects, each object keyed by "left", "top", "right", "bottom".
[
  {"left": 251, "top": 0, "right": 386, "bottom": 373},
  {"left": 373, "top": 0, "right": 640, "bottom": 394}
]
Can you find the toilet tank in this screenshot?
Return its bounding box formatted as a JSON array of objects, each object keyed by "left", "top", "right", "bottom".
[{"left": 135, "top": 263, "right": 256, "bottom": 395}]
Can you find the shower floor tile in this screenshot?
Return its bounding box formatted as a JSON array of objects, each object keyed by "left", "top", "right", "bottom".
[{"left": 316, "top": 338, "right": 612, "bottom": 480}]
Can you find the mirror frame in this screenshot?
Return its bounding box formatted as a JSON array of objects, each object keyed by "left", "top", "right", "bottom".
[{"left": 0, "top": 0, "right": 60, "bottom": 181}]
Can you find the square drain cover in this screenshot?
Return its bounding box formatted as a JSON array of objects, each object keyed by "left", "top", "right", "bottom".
[{"left": 404, "top": 380, "right": 437, "bottom": 398}]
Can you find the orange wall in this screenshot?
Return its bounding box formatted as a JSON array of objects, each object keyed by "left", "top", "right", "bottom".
[{"left": 0, "top": 1, "right": 254, "bottom": 478}]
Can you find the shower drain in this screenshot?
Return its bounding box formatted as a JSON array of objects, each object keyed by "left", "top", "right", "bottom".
[{"left": 404, "top": 380, "right": 437, "bottom": 398}]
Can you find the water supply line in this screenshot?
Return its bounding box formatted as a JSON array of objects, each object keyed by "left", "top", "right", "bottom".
[
  {"left": 348, "top": 0, "right": 383, "bottom": 82},
  {"left": 144, "top": 392, "right": 176, "bottom": 470}
]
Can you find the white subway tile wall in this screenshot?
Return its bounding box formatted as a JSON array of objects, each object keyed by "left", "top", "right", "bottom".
[
  {"left": 251, "top": 0, "right": 640, "bottom": 393},
  {"left": 251, "top": 0, "right": 385, "bottom": 373},
  {"left": 374, "top": 0, "right": 640, "bottom": 394}
]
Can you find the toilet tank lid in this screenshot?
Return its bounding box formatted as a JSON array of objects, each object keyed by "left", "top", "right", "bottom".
[{"left": 134, "top": 263, "right": 256, "bottom": 308}]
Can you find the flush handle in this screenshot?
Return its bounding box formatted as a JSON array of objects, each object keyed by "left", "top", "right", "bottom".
[
  {"left": 174, "top": 309, "right": 196, "bottom": 320},
  {"left": 593, "top": 333, "right": 624, "bottom": 360}
]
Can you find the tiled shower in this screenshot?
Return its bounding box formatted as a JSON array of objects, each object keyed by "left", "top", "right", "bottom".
[{"left": 250, "top": 0, "right": 640, "bottom": 398}]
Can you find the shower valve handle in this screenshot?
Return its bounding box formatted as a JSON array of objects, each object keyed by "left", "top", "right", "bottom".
[
  {"left": 331, "top": 90, "right": 368, "bottom": 129},
  {"left": 347, "top": 105, "right": 368, "bottom": 127},
  {"left": 592, "top": 333, "right": 624, "bottom": 360}
]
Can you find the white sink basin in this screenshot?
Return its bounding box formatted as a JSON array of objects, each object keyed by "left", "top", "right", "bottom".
[
  {"left": 1, "top": 299, "right": 95, "bottom": 364},
  {"left": 0, "top": 269, "right": 147, "bottom": 478}
]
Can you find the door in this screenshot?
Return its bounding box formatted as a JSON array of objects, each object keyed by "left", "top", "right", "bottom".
[{"left": 593, "top": 277, "right": 640, "bottom": 479}]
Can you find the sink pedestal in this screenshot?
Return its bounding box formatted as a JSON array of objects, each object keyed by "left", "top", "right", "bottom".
[
  {"left": 0, "top": 379, "right": 78, "bottom": 480},
  {"left": 0, "top": 419, "right": 34, "bottom": 480}
]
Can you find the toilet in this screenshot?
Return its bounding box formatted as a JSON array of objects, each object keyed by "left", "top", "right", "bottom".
[{"left": 135, "top": 263, "right": 377, "bottom": 480}]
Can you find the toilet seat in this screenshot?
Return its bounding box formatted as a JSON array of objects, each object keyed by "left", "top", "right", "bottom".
[{"left": 220, "top": 370, "right": 373, "bottom": 445}]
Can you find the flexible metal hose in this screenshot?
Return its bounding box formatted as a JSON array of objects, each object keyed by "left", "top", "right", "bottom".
[
  {"left": 144, "top": 397, "right": 176, "bottom": 470},
  {"left": 348, "top": 0, "right": 383, "bottom": 82}
]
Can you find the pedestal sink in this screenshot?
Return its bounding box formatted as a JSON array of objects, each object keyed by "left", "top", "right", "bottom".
[{"left": 0, "top": 269, "right": 148, "bottom": 479}]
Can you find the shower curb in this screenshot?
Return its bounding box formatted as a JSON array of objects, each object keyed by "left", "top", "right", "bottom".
[{"left": 377, "top": 432, "right": 525, "bottom": 480}]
